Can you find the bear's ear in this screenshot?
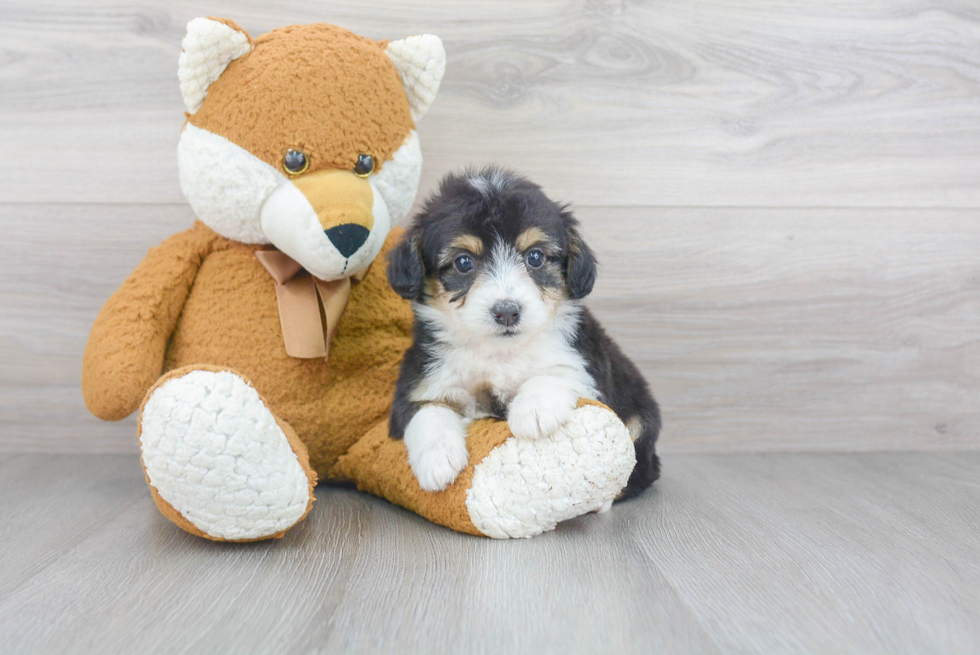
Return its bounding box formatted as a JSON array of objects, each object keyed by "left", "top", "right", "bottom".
[
  {"left": 178, "top": 17, "right": 252, "bottom": 114},
  {"left": 385, "top": 35, "right": 446, "bottom": 122}
]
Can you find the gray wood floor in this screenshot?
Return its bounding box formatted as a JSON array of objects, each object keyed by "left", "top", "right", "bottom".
[{"left": 1, "top": 452, "right": 977, "bottom": 654}]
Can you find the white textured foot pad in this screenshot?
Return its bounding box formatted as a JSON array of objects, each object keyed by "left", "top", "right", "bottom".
[
  {"left": 465, "top": 405, "right": 636, "bottom": 539},
  {"left": 140, "top": 370, "right": 311, "bottom": 541}
]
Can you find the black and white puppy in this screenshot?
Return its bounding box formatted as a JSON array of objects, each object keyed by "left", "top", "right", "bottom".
[{"left": 386, "top": 167, "right": 660, "bottom": 500}]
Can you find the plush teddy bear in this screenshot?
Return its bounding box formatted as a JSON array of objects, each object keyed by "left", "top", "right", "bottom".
[{"left": 81, "top": 18, "right": 637, "bottom": 541}]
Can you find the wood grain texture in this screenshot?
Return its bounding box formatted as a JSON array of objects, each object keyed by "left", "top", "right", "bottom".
[
  {"left": 0, "top": 452, "right": 977, "bottom": 654},
  {"left": 1, "top": 1, "right": 979, "bottom": 206},
  {"left": 624, "top": 452, "right": 980, "bottom": 653},
  {"left": 0, "top": 454, "right": 146, "bottom": 599},
  {"left": 583, "top": 206, "right": 980, "bottom": 453},
  {"left": 3, "top": 2, "right": 978, "bottom": 650},
  {"left": 3, "top": 0, "right": 978, "bottom": 451},
  {"left": 0, "top": 203, "right": 197, "bottom": 451},
  {"left": 3, "top": 203, "right": 977, "bottom": 453}
]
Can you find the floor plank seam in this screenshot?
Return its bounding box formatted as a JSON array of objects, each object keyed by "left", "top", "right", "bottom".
[
  {"left": 623, "top": 515, "right": 728, "bottom": 653},
  {"left": 0, "top": 494, "right": 147, "bottom": 605}
]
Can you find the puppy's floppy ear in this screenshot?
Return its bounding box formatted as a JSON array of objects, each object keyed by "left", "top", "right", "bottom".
[
  {"left": 563, "top": 217, "right": 597, "bottom": 300},
  {"left": 387, "top": 233, "right": 425, "bottom": 300}
]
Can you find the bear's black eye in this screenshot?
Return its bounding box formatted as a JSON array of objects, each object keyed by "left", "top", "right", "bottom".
[
  {"left": 353, "top": 154, "right": 375, "bottom": 177},
  {"left": 283, "top": 149, "right": 309, "bottom": 175},
  {"left": 525, "top": 248, "right": 545, "bottom": 269},
  {"left": 454, "top": 254, "right": 475, "bottom": 274}
]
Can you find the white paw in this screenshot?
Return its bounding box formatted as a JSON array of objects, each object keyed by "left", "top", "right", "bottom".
[
  {"left": 595, "top": 499, "right": 613, "bottom": 514},
  {"left": 140, "top": 370, "right": 312, "bottom": 541},
  {"left": 508, "top": 381, "right": 578, "bottom": 440},
  {"left": 466, "top": 405, "right": 636, "bottom": 539},
  {"left": 404, "top": 405, "right": 470, "bottom": 492}
]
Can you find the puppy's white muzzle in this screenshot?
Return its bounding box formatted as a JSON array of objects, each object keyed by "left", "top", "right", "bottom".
[{"left": 464, "top": 245, "right": 549, "bottom": 341}]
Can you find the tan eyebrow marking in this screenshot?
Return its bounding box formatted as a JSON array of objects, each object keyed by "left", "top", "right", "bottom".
[
  {"left": 449, "top": 234, "right": 484, "bottom": 255},
  {"left": 516, "top": 227, "right": 550, "bottom": 252}
]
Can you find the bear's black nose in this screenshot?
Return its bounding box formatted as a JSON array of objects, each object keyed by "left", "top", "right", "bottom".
[
  {"left": 324, "top": 224, "right": 370, "bottom": 258},
  {"left": 491, "top": 300, "right": 521, "bottom": 327}
]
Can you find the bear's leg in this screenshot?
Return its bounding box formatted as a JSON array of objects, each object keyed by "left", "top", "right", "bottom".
[
  {"left": 333, "top": 401, "right": 635, "bottom": 539},
  {"left": 138, "top": 365, "right": 317, "bottom": 542}
]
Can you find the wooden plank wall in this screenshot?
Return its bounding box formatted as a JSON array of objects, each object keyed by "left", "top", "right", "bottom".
[{"left": 1, "top": 0, "right": 978, "bottom": 453}]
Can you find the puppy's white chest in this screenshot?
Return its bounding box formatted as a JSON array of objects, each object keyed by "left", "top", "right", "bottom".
[
  {"left": 459, "top": 347, "right": 544, "bottom": 399},
  {"left": 415, "top": 333, "right": 590, "bottom": 420}
]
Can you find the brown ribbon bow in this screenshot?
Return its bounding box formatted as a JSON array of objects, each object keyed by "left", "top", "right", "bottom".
[{"left": 255, "top": 250, "right": 368, "bottom": 359}]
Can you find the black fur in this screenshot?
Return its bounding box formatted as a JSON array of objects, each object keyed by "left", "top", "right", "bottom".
[
  {"left": 573, "top": 309, "right": 661, "bottom": 499},
  {"left": 387, "top": 166, "right": 661, "bottom": 498},
  {"left": 388, "top": 317, "right": 432, "bottom": 439},
  {"left": 386, "top": 236, "right": 425, "bottom": 300},
  {"left": 563, "top": 213, "right": 598, "bottom": 300},
  {"left": 389, "top": 315, "right": 514, "bottom": 438}
]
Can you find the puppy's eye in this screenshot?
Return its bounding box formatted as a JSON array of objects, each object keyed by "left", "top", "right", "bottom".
[
  {"left": 454, "top": 254, "right": 475, "bottom": 274},
  {"left": 283, "top": 149, "right": 309, "bottom": 175},
  {"left": 525, "top": 248, "right": 545, "bottom": 269},
  {"left": 353, "top": 154, "right": 375, "bottom": 177}
]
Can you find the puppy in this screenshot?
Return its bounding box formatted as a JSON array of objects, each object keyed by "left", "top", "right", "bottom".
[{"left": 386, "top": 167, "right": 661, "bottom": 499}]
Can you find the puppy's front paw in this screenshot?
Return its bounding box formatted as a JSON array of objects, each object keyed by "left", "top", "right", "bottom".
[
  {"left": 404, "top": 405, "right": 470, "bottom": 492},
  {"left": 508, "top": 383, "right": 577, "bottom": 440}
]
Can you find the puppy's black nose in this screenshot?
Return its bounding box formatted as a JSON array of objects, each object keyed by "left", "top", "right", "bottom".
[
  {"left": 491, "top": 301, "right": 521, "bottom": 327},
  {"left": 324, "top": 224, "right": 370, "bottom": 258}
]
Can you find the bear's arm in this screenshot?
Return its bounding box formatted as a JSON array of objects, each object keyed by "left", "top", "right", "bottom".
[{"left": 81, "top": 222, "right": 217, "bottom": 421}]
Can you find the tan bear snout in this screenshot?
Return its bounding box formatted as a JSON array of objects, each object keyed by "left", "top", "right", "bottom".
[{"left": 292, "top": 169, "right": 375, "bottom": 257}]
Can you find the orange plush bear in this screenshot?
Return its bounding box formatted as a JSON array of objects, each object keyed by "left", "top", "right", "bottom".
[{"left": 82, "top": 18, "right": 636, "bottom": 541}]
